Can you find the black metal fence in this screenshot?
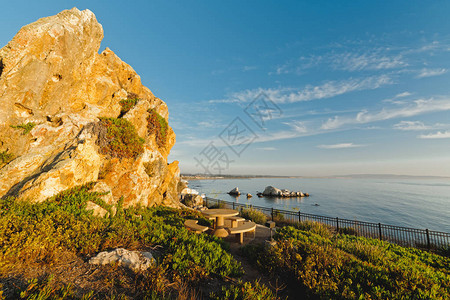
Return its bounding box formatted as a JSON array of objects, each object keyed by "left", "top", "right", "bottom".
[{"left": 204, "top": 197, "right": 450, "bottom": 251}]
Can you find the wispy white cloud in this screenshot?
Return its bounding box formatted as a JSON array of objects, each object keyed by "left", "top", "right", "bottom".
[
  {"left": 416, "top": 68, "right": 447, "bottom": 78},
  {"left": 403, "top": 41, "right": 441, "bottom": 54},
  {"left": 284, "top": 120, "right": 308, "bottom": 133},
  {"left": 393, "top": 121, "right": 431, "bottom": 131},
  {"left": 317, "top": 143, "right": 365, "bottom": 149},
  {"left": 208, "top": 98, "right": 242, "bottom": 104},
  {"left": 197, "top": 121, "right": 224, "bottom": 129},
  {"left": 383, "top": 91, "right": 413, "bottom": 104},
  {"left": 257, "top": 147, "right": 277, "bottom": 151},
  {"left": 394, "top": 91, "right": 412, "bottom": 98},
  {"left": 272, "top": 39, "right": 450, "bottom": 77},
  {"left": 273, "top": 49, "right": 408, "bottom": 75},
  {"left": 418, "top": 131, "right": 450, "bottom": 139},
  {"left": 213, "top": 75, "right": 393, "bottom": 104},
  {"left": 331, "top": 52, "right": 407, "bottom": 71},
  {"left": 392, "top": 120, "right": 450, "bottom": 131},
  {"left": 243, "top": 66, "right": 257, "bottom": 72},
  {"left": 321, "top": 98, "right": 450, "bottom": 130}
]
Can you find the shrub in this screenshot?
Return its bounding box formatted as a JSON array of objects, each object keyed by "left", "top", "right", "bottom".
[
  {"left": 438, "top": 244, "right": 450, "bottom": 257},
  {"left": 208, "top": 202, "right": 226, "bottom": 209},
  {"left": 10, "top": 122, "right": 36, "bottom": 135},
  {"left": 337, "top": 226, "right": 359, "bottom": 236},
  {"left": 147, "top": 109, "right": 168, "bottom": 149},
  {"left": 272, "top": 210, "right": 285, "bottom": 222},
  {"left": 240, "top": 208, "right": 268, "bottom": 224},
  {"left": 97, "top": 117, "right": 145, "bottom": 159},
  {"left": 292, "top": 220, "right": 334, "bottom": 238}
]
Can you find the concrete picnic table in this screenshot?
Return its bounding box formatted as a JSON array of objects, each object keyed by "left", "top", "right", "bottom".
[{"left": 202, "top": 208, "right": 239, "bottom": 237}]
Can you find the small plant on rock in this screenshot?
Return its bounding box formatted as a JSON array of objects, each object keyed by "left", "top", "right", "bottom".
[
  {"left": 119, "top": 97, "right": 139, "bottom": 116},
  {"left": 0, "top": 150, "right": 14, "bottom": 167},
  {"left": 147, "top": 109, "right": 168, "bottom": 149},
  {"left": 97, "top": 117, "right": 145, "bottom": 159},
  {"left": 10, "top": 122, "right": 36, "bottom": 135}
]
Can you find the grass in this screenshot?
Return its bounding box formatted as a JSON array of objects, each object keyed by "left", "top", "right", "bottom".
[
  {"left": 147, "top": 109, "right": 168, "bottom": 149},
  {"left": 10, "top": 122, "right": 36, "bottom": 135},
  {"left": 97, "top": 117, "right": 145, "bottom": 159},
  {"left": 242, "top": 225, "right": 450, "bottom": 299}
]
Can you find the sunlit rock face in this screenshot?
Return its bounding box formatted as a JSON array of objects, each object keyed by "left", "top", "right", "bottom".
[{"left": 0, "top": 8, "right": 181, "bottom": 208}]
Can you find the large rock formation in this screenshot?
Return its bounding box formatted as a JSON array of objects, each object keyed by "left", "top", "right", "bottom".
[
  {"left": 0, "top": 8, "right": 182, "bottom": 207},
  {"left": 262, "top": 186, "right": 309, "bottom": 197}
]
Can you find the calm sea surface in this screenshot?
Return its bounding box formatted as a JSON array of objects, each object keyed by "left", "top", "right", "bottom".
[{"left": 188, "top": 177, "right": 450, "bottom": 232}]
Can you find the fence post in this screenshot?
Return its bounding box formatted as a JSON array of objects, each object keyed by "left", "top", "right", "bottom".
[
  {"left": 271, "top": 208, "right": 274, "bottom": 221},
  {"left": 426, "top": 229, "right": 431, "bottom": 249},
  {"left": 336, "top": 217, "right": 339, "bottom": 232},
  {"left": 298, "top": 211, "right": 301, "bottom": 223},
  {"left": 233, "top": 202, "right": 235, "bottom": 210},
  {"left": 378, "top": 223, "right": 382, "bottom": 240}
]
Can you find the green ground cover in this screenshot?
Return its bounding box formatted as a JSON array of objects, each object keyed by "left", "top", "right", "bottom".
[
  {"left": 0, "top": 183, "right": 252, "bottom": 299},
  {"left": 242, "top": 224, "right": 450, "bottom": 299}
]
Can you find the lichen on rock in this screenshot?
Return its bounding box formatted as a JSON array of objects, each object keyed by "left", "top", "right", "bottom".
[{"left": 0, "top": 7, "right": 181, "bottom": 208}]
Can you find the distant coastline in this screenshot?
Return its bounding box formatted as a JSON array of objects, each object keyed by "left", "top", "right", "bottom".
[
  {"left": 181, "top": 174, "right": 294, "bottom": 181},
  {"left": 182, "top": 173, "right": 450, "bottom": 181}
]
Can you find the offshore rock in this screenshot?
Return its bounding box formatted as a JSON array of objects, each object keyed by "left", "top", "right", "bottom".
[
  {"left": 262, "top": 186, "right": 309, "bottom": 197},
  {"left": 228, "top": 187, "right": 240, "bottom": 195},
  {"left": 0, "top": 8, "right": 180, "bottom": 207}
]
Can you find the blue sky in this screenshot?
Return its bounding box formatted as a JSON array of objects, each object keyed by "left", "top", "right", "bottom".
[{"left": 2, "top": 1, "right": 450, "bottom": 176}]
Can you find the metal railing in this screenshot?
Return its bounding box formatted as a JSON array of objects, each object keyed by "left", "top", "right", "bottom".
[{"left": 204, "top": 197, "right": 450, "bottom": 251}]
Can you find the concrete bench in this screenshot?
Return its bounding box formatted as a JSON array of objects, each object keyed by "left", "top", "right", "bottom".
[
  {"left": 225, "top": 216, "right": 246, "bottom": 228},
  {"left": 184, "top": 219, "right": 209, "bottom": 233},
  {"left": 227, "top": 221, "right": 256, "bottom": 244}
]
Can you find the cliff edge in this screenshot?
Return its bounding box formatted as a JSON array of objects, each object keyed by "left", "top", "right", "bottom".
[{"left": 0, "top": 8, "right": 182, "bottom": 208}]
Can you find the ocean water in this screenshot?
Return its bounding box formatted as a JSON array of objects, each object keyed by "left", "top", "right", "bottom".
[{"left": 188, "top": 177, "right": 450, "bottom": 233}]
